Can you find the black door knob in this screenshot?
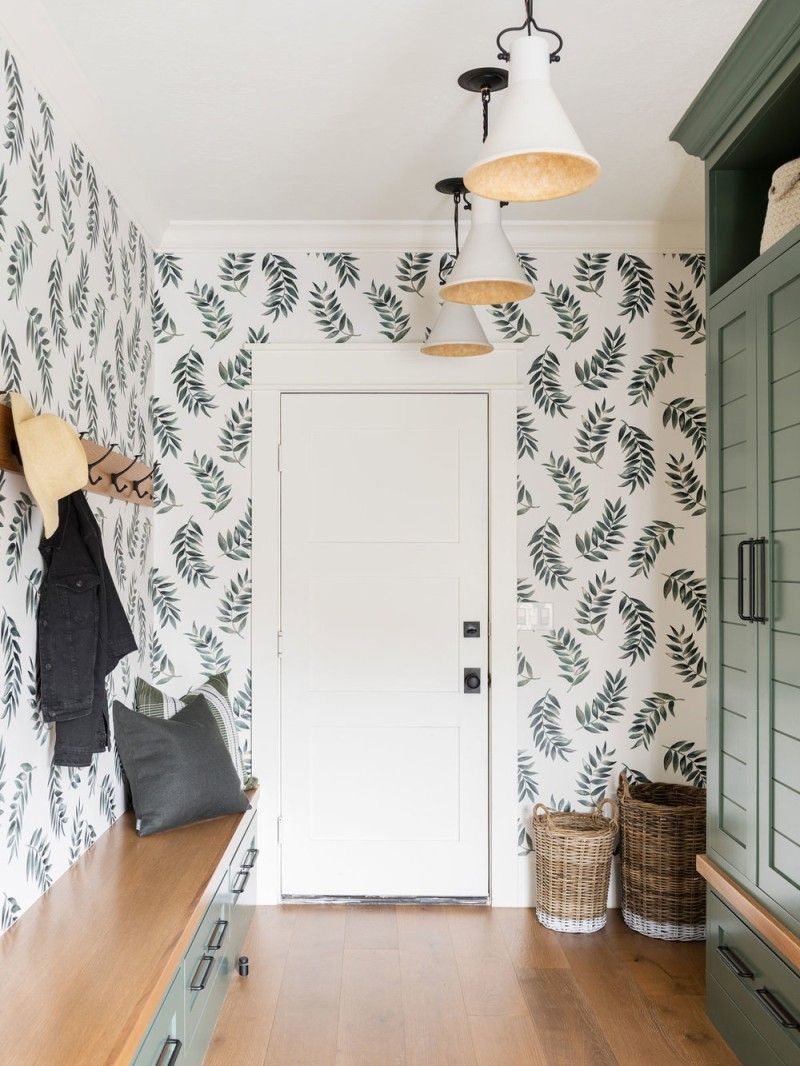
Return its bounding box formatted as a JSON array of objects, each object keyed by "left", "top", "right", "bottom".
[{"left": 464, "top": 669, "right": 481, "bottom": 693}]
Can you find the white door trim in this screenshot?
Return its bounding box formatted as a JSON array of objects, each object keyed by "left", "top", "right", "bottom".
[{"left": 250, "top": 343, "right": 519, "bottom": 906}]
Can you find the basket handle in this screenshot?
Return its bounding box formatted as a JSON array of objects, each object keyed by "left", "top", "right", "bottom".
[
  {"left": 618, "top": 770, "right": 631, "bottom": 800},
  {"left": 532, "top": 802, "right": 552, "bottom": 825},
  {"left": 594, "top": 796, "right": 619, "bottom": 829}
]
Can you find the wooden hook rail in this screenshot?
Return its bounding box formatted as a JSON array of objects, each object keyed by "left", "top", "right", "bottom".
[{"left": 0, "top": 401, "right": 154, "bottom": 508}]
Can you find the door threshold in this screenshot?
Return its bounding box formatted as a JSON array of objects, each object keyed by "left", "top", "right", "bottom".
[{"left": 281, "top": 895, "right": 490, "bottom": 906}]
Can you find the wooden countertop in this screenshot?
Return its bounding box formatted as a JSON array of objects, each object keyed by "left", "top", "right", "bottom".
[
  {"left": 697, "top": 853, "right": 800, "bottom": 971},
  {"left": 0, "top": 795, "right": 257, "bottom": 1065}
]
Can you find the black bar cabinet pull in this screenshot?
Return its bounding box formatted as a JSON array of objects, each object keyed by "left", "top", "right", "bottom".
[
  {"left": 242, "top": 847, "right": 259, "bottom": 870},
  {"left": 207, "top": 918, "right": 228, "bottom": 952},
  {"left": 189, "top": 954, "right": 214, "bottom": 992},
  {"left": 155, "top": 1037, "right": 182, "bottom": 1066},
  {"left": 737, "top": 539, "right": 753, "bottom": 621},
  {"left": 232, "top": 868, "right": 250, "bottom": 895},
  {"left": 748, "top": 539, "right": 757, "bottom": 623},
  {"left": 755, "top": 987, "right": 800, "bottom": 1029},
  {"left": 753, "top": 537, "right": 768, "bottom": 623},
  {"left": 717, "top": 945, "right": 753, "bottom": 979}
]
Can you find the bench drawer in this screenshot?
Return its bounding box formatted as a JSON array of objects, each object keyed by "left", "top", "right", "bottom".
[
  {"left": 228, "top": 812, "right": 258, "bottom": 967},
  {"left": 132, "top": 970, "right": 184, "bottom": 1066},
  {"left": 708, "top": 890, "right": 800, "bottom": 1063},
  {"left": 228, "top": 810, "right": 258, "bottom": 905},
  {"left": 184, "top": 874, "right": 227, "bottom": 1042}
]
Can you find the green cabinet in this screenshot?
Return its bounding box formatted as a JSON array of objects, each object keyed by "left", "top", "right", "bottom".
[
  {"left": 708, "top": 237, "right": 800, "bottom": 926},
  {"left": 131, "top": 808, "right": 258, "bottom": 1065},
  {"left": 673, "top": 3, "right": 800, "bottom": 1059},
  {"left": 757, "top": 254, "right": 800, "bottom": 922},
  {"left": 708, "top": 284, "right": 760, "bottom": 881}
]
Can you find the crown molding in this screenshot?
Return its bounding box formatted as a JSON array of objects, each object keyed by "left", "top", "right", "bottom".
[
  {"left": 160, "top": 218, "right": 705, "bottom": 253},
  {"left": 671, "top": 0, "right": 800, "bottom": 160},
  {"left": 0, "top": 0, "right": 166, "bottom": 247}
]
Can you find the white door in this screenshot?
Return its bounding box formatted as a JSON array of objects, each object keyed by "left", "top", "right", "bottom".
[{"left": 280, "top": 393, "right": 489, "bottom": 897}]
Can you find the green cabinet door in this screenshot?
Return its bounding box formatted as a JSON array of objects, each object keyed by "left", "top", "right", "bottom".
[
  {"left": 708, "top": 284, "right": 760, "bottom": 881},
  {"left": 756, "top": 240, "right": 800, "bottom": 922}
]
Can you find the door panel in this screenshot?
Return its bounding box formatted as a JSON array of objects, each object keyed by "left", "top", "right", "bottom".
[
  {"left": 758, "top": 250, "right": 800, "bottom": 920},
  {"left": 708, "top": 287, "right": 760, "bottom": 878},
  {"left": 280, "top": 393, "right": 489, "bottom": 898}
]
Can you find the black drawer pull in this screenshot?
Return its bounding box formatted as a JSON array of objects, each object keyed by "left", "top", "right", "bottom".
[
  {"left": 738, "top": 539, "right": 754, "bottom": 622},
  {"left": 753, "top": 537, "right": 768, "bottom": 623},
  {"left": 242, "top": 846, "right": 259, "bottom": 870},
  {"left": 155, "top": 1037, "right": 182, "bottom": 1066},
  {"left": 755, "top": 987, "right": 800, "bottom": 1029},
  {"left": 232, "top": 868, "right": 251, "bottom": 894},
  {"left": 717, "top": 945, "right": 753, "bottom": 979},
  {"left": 189, "top": 953, "right": 214, "bottom": 992},
  {"left": 207, "top": 918, "right": 228, "bottom": 952}
]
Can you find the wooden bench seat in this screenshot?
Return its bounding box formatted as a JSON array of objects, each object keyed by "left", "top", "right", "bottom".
[{"left": 0, "top": 792, "right": 258, "bottom": 1065}]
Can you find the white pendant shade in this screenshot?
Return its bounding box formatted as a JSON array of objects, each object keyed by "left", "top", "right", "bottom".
[
  {"left": 420, "top": 301, "right": 493, "bottom": 357},
  {"left": 464, "top": 35, "right": 600, "bottom": 203},
  {"left": 440, "top": 195, "right": 534, "bottom": 306}
]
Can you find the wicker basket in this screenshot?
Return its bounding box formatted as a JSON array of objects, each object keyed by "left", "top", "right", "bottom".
[
  {"left": 761, "top": 157, "right": 800, "bottom": 253},
  {"left": 532, "top": 798, "right": 618, "bottom": 934},
  {"left": 618, "top": 773, "right": 706, "bottom": 941}
]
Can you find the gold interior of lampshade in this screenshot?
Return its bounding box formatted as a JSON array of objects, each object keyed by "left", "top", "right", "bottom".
[
  {"left": 466, "top": 152, "right": 601, "bottom": 203},
  {"left": 441, "top": 278, "right": 535, "bottom": 305},
  {"left": 420, "top": 340, "right": 494, "bottom": 357}
]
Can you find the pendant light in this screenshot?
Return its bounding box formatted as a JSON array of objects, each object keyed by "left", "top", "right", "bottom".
[
  {"left": 421, "top": 300, "right": 494, "bottom": 358},
  {"left": 438, "top": 71, "right": 534, "bottom": 306},
  {"left": 439, "top": 193, "right": 534, "bottom": 305},
  {"left": 464, "top": 2, "right": 600, "bottom": 203},
  {"left": 421, "top": 179, "right": 493, "bottom": 358}
]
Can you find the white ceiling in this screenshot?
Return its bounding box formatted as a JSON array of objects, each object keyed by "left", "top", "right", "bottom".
[{"left": 36, "top": 0, "right": 761, "bottom": 229}]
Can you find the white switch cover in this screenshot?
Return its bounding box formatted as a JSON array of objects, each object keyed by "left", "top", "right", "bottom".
[{"left": 517, "top": 601, "right": 554, "bottom": 633}]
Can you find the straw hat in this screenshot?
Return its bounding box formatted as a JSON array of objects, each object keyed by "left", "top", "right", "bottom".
[{"left": 10, "top": 393, "right": 88, "bottom": 537}]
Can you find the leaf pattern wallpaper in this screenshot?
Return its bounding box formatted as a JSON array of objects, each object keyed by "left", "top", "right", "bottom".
[
  {"left": 0, "top": 37, "right": 154, "bottom": 927},
  {"left": 152, "top": 248, "right": 707, "bottom": 886},
  {"left": 0, "top": 32, "right": 707, "bottom": 924}
]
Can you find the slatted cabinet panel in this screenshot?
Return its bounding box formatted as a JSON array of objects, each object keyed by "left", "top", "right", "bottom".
[
  {"left": 708, "top": 285, "right": 760, "bottom": 879},
  {"left": 758, "top": 250, "right": 800, "bottom": 922}
]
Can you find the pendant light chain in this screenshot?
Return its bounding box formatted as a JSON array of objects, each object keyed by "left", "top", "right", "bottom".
[
  {"left": 496, "top": 0, "right": 564, "bottom": 63},
  {"left": 439, "top": 191, "right": 462, "bottom": 285},
  {"left": 481, "top": 87, "right": 491, "bottom": 142}
]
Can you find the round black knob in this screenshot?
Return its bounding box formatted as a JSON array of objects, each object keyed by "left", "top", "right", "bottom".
[{"left": 465, "top": 673, "right": 480, "bottom": 690}]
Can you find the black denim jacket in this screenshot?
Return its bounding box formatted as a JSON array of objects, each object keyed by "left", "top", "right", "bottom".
[{"left": 38, "top": 491, "right": 137, "bottom": 767}]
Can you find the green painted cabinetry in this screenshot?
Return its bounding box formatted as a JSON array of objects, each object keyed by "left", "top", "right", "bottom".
[
  {"left": 131, "top": 808, "right": 258, "bottom": 1066},
  {"left": 756, "top": 254, "right": 800, "bottom": 923},
  {"left": 674, "top": 2, "right": 800, "bottom": 1060},
  {"left": 707, "top": 286, "right": 760, "bottom": 882}
]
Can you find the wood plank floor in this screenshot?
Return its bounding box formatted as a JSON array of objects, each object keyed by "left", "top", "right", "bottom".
[{"left": 206, "top": 906, "right": 740, "bottom": 1066}]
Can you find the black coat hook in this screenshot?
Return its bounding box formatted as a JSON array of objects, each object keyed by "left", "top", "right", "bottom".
[
  {"left": 110, "top": 454, "right": 141, "bottom": 494},
  {"left": 132, "top": 461, "right": 157, "bottom": 499},
  {"left": 87, "top": 444, "right": 117, "bottom": 485}
]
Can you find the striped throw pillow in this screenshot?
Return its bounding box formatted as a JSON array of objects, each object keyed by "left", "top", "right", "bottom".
[{"left": 134, "top": 674, "right": 255, "bottom": 789}]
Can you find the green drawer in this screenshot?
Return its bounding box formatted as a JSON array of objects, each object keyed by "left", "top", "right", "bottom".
[
  {"left": 228, "top": 810, "right": 258, "bottom": 905},
  {"left": 183, "top": 874, "right": 227, "bottom": 1043},
  {"left": 228, "top": 812, "right": 257, "bottom": 967},
  {"left": 131, "top": 970, "right": 184, "bottom": 1066},
  {"left": 707, "top": 973, "right": 781, "bottom": 1066},
  {"left": 707, "top": 890, "right": 800, "bottom": 1063}
]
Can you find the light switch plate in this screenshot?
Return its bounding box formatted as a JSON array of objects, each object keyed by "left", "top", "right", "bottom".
[{"left": 517, "top": 601, "right": 554, "bottom": 633}]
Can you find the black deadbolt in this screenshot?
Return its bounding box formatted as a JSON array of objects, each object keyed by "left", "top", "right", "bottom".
[{"left": 464, "top": 669, "right": 481, "bottom": 693}]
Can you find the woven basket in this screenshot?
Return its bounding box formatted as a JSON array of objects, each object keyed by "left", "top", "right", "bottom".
[
  {"left": 532, "top": 798, "right": 618, "bottom": 934},
  {"left": 618, "top": 773, "right": 706, "bottom": 941},
  {"left": 761, "top": 157, "right": 800, "bottom": 253}
]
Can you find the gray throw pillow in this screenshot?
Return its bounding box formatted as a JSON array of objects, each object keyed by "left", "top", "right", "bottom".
[{"left": 113, "top": 696, "right": 250, "bottom": 836}]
